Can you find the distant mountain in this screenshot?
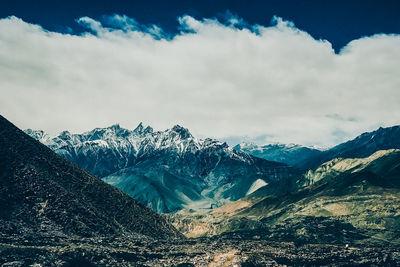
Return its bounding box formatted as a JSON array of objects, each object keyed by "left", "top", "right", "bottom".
[
  {"left": 27, "top": 124, "right": 298, "bottom": 213},
  {"left": 0, "top": 115, "right": 181, "bottom": 240},
  {"left": 303, "top": 125, "right": 400, "bottom": 169},
  {"left": 170, "top": 149, "right": 400, "bottom": 246},
  {"left": 235, "top": 125, "right": 400, "bottom": 170},
  {"left": 234, "top": 142, "right": 322, "bottom": 168}
]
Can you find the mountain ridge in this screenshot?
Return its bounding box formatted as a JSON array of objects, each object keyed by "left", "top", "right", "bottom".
[
  {"left": 306, "top": 125, "right": 400, "bottom": 168},
  {"left": 27, "top": 123, "right": 400, "bottom": 213},
  {"left": 234, "top": 125, "right": 400, "bottom": 170},
  {"left": 234, "top": 142, "right": 323, "bottom": 168},
  {"left": 26, "top": 123, "right": 297, "bottom": 213}
]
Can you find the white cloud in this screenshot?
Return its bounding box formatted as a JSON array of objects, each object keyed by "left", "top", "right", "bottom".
[{"left": 0, "top": 15, "right": 399, "bottom": 147}]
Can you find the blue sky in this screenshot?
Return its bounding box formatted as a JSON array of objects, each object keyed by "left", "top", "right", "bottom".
[
  {"left": 1, "top": 1, "right": 400, "bottom": 147},
  {"left": 2, "top": 0, "right": 400, "bottom": 52}
]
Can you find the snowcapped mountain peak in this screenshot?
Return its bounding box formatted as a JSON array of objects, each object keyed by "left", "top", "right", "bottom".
[
  {"left": 137, "top": 125, "right": 200, "bottom": 155},
  {"left": 236, "top": 142, "right": 318, "bottom": 152},
  {"left": 24, "top": 129, "right": 50, "bottom": 143},
  {"left": 25, "top": 123, "right": 297, "bottom": 213},
  {"left": 85, "top": 125, "right": 130, "bottom": 141},
  {"left": 132, "top": 122, "right": 153, "bottom": 136},
  {"left": 143, "top": 126, "right": 154, "bottom": 135},
  {"left": 234, "top": 142, "right": 257, "bottom": 150},
  {"left": 26, "top": 123, "right": 282, "bottom": 177},
  {"left": 235, "top": 141, "right": 323, "bottom": 168},
  {"left": 24, "top": 129, "right": 45, "bottom": 138},
  {"left": 110, "top": 123, "right": 121, "bottom": 129},
  {"left": 133, "top": 122, "right": 143, "bottom": 133},
  {"left": 171, "top": 125, "right": 192, "bottom": 139},
  {"left": 59, "top": 130, "right": 72, "bottom": 140},
  {"left": 201, "top": 138, "right": 228, "bottom": 149}
]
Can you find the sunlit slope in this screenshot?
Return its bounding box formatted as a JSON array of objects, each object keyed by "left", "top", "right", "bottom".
[{"left": 170, "top": 150, "right": 400, "bottom": 246}]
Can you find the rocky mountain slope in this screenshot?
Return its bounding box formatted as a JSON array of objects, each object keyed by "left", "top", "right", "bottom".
[
  {"left": 0, "top": 115, "right": 182, "bottom": 241},
  {"left": 298, "top": 149, "right": 399, "bottom": 187},
  {"left": 27, "top": 124, "right": 298, "bottom": 213},
  {"left": 169, "top": 149, "right": 400, "bottom": 247}
]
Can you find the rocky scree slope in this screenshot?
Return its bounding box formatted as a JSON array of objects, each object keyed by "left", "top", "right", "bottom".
[{"left": 0, "top": 115, "right": 182, "bottom": 240}]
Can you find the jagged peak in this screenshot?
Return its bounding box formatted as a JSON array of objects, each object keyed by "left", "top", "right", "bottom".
[
  {"left": 133, "top": 122, "right": 144, "bottom": 133},
  {"left": 86, "top": 124, "right": 135, "bottom": 139},
  {"left": 133, "top": 122, "right": 153, "bottom": 135},
  {"left": 202, "top": 138, "right": 228, "bottom": 149},
  {"left": 59, "top": 130, "right": 71, "bottom": 137},
  {"left": 143, "top": 126, "right": 154, "bottom": 134},
  {"left": 110, "top": 123, "right": 121, "bottom": 129},
  {"left": 171, "top": 125, "right": 192, "bottom": 139},
  {"left": 171, "top": 124, "right": 186, "bottom": 131}
]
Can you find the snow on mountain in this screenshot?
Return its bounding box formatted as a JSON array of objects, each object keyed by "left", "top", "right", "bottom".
[
  {"left": 235, "top": 125, "right": 400, "bottom": 171},
  {"left": 246, "top": 179, "right": 268, "bottom": 195},
  {"left": 26, "top": 124, "right": 297, "bottom": 213},
  {"left": 24, "top": 129, "right": 52, "bottom": 144},
  {"left": 234, "top": 142, "right": 322, "bottom": 168}
]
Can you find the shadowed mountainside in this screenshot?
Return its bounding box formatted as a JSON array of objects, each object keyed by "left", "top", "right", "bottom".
[{"left": 0, "top": 115, "right": 182, "bottom": 240}]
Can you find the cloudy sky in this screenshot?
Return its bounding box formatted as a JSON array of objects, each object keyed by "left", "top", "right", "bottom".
[{"left": 1, "top": 1, "right": 400, "bottom": 147}]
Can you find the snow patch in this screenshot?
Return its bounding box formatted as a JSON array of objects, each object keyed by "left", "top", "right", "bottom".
[{"left": 246, "top": 179, "right": 268, "bottom": 195}]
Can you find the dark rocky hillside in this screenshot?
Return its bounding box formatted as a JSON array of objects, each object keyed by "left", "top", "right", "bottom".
[
  {"left": 2, "top": 235, "right": 398, "bottom": 266},
  {"left": 0, "top": 115, "right": 182, "bottom": 241}
]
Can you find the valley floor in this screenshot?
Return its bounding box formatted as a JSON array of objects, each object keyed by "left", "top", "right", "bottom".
[{"left": 1, "top": 235, "right": 399, "bottom": 266}]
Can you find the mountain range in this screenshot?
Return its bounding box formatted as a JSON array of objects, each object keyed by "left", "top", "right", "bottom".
[
  {"left": 26, "top": 123, "right": 400, "bottom": 214},
  {"left": 2, "top": 115, "right": 399, "bottom": 265},
  {"left": 233, "top": 142, "right": 323, "bottom": 168},
  {"left": 234, "top": 125, "right": 400, "bottom": 170},
  {"left": 26, "top": 124, "right": 298, "bottom": 213}
]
